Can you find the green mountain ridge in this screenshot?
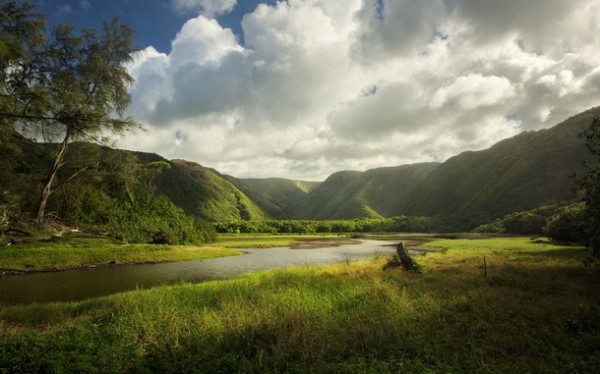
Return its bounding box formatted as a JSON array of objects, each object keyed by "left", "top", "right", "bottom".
[
  {"left": 152, "top": 159, "right": 267, "bottom": 222},
  {"left": 293, "top": 163, "right": 440, "bottom": 220},
  {"left": 401, "top": 106, "right": 599, "bottom": 229},
  {"left": 2, "top": 106, "right": 597, "bottom": 232},
  {"left": 224, "top": 176, "right": 319, "bottom": 219}
]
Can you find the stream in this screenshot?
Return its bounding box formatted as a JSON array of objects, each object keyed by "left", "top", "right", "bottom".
[{"left": 0, "top": 239, "right": 398, "bottom": 305}]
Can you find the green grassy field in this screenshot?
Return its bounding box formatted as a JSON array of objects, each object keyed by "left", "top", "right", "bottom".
[
  {"left": 0, "top": 237, "right": 239, "bottom": 272},
  {"left": 0, "top": 237, "right": 599, "bottom": 373},
  {"left": 0, "top": 234, "right": 352, "bottom": 272}
]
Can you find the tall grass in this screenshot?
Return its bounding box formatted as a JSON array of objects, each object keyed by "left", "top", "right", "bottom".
[
  {"left": 1, "top": 238, "right": 599, "bottom": 372},
  {"left": 0, "top": 237, "right": 239, "bottom": 271}
]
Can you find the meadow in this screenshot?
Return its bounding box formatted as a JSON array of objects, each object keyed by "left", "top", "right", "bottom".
[
  {"left": 0, "top": 237, "right": 599, "bottom": 372},
  {"left": 0, "top": 236, "right": 239, "bottom": 272}
]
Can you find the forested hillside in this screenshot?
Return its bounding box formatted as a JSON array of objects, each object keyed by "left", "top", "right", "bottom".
[
  {"left": 401, "top": 106, "right": 599, "bottom": 229},
  {"left": 225, "top": 177, "right": 319, "bottom": 218},
  {"left": 294, "top": 163, "right": 439, "bottom": 219},
  {"left": 152, "top": 159, "right": 267, "bottom": 221},
  {"left": 1, "top": 133, "right": 273, "bottom": 244},
  {"left": 2, "top": 107, "right": 596, "bottom": 236}
]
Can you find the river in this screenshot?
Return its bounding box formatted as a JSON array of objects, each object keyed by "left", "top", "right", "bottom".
[{"left": 0, "top": 239, "right": 398, "bottom": 305}]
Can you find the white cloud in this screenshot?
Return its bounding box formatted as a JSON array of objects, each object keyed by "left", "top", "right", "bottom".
[
  {"left": 121, "top": 0, "right": 600, "bottom": 180},
  {"left": 431, "top": 74, "right": 515, "bottom": 110},
  {"left": 172, "top": 0, "right": 237, "bottom": 18}
]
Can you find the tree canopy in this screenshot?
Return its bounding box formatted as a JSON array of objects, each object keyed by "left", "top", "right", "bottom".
[{"left": 0, "top": 1, "right": 139, "bottom": 223}]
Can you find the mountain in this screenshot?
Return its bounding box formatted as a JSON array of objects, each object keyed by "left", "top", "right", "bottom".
[
  {"left": 225, "top": 177, "right": 319, "bottom": 219},
  {"left": 3, "top": 107, "right": 597, "bottom": 231},
  {"left": 149, "top": 159, "right": 268, "bottom": 221},
  {"left": 1, "top": 132, "right": 268, "bottom": 226},
  {"left": 294, "top": 163, "right": 439, "bottom": 219},
  {"left": 401, "top": 106, "right": 600, "bottom": 229}
]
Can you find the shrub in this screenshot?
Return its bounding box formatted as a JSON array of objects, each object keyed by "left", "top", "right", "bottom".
[
  {"left": 502, "top": 211, "right": 547, "bottom": 235},
  {"left": 472, "top": 219, "right": 505, "bottom": 234},
  {"left": 545, "top": 203, "right": 587, "bottom": 244}
]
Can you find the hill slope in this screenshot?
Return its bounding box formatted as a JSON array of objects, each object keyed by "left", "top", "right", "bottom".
[
  {"left": 150, "top": 159, "right": 268, "bottom": 222},
  {"left": 295, "top": 163, "right": 439, "bottom": 219},
  {"left": 225, "top": 177, "right": 319, "bottom": 219},
  {"left": 402, "top": 106, "right": 599, "bottom": 229}
]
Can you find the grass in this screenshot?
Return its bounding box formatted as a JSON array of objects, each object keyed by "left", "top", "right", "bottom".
[
  {"left": 0, "top": 233, "right": 357, "bottom": 272},
  {"left": 0, "top": 236, "right": 240, "bottom": 272},
  {"left": 0, "top": 237, "right": 599, "bottom": 372}
]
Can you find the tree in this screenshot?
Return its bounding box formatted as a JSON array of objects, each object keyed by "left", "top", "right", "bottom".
[
  {"left": 545, "top": 203, "right": 586, "bottom": 244},
  {"left": 0, "top": 0, "right": 46, "bottom": 128},
  {"left": 1, "top": 2, "right": 139, "bottom": 223},
  {"left": 579, "top": 117, "right": 600, "bottom": 260}
]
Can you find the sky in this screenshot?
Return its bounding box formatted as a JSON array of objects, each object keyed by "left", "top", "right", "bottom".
[{"left": 37, "top": 0, "right": 600, "bottom": 181}]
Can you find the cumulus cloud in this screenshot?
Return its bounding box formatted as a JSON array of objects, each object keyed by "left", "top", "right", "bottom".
[
  {"left": 431, "top": 74, "right": 515, "bottom": 110},
  {"left": 121, "top": 0, "right": 600, "bottom": 180},
  {"left": 171, "top": 0, "right": 237, "bottom": 18}
]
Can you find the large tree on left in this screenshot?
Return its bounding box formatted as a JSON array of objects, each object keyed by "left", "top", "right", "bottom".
[{"left": 0, "top": 1, "right": 138, "bottom": 223}]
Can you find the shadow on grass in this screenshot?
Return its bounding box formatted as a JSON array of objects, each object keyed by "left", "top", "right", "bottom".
[{"left": 517, "top": 248, "right": 591, "bottom": 260}]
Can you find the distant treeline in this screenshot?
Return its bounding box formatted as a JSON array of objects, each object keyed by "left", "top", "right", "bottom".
[{"left": 214, "top": 216, "right": 432, "bottom": 234}]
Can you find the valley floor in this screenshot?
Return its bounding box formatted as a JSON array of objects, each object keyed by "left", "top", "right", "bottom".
[{"left": 0, "top": 237, "right": 599, "bottom": 372}]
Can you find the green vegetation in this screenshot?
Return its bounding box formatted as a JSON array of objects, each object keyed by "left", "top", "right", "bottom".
[
  {"left": 472, "top": 203, "right": 578, "bottom": 235},
  {"left": 294, "top": 163, "right": 439, "bottom": 220},
  {"left": 0, "top": 0, "right": 138, "bottom": 223},
  {"left": 0, "top": 236, "right": 238, "bottom": 272},
  {"left": 155, "top": 159, "right": 267, "bottom": 221},
  {"left": 0, "top": 141, "right": 217, "bottom": 245},
  {"left": 0, "top": 237, "right": 598, "bottom": 372},
  {"left": 0, "top": 2, "right": 217, "bottom": 245},
  {"left": 214, "top": 216, "right": 433, "bottom": 234},
  {"left": 578, "top": 117, "right": 600, "bottom": 259},
  {"left": 545, "top": 203, "right": 587, "bottom": 244},
  {"left": 403, "top": 107, "right": 599, "bottom": 230},
  {"left": 225, "top": 176, "right": 319, "bottom": 218}
]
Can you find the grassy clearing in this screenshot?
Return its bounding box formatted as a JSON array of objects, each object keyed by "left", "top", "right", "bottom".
[
  {"left": 0, "top": 237, "right": 239, "bottom": 272},
  {"left": 1, "top": 237, "right": 599, "bottom": 372}
]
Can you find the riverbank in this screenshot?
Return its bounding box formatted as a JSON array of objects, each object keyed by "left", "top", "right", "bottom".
[
  {"left": 0, "top": 235, "right": 367, "bottom": 275},
  {"left": 1, "top": 237, "right": 598, "bottom": 372},
  {"left": 0, "top": 236, "right": 240, "bottom": 275}
]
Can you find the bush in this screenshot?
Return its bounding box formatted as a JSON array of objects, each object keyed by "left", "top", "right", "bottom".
[
  {"left": 545, "top": 204, "right": 587, "bottom": 244},
  {"left": 104, "top": 195, "right": 216, "bottom": 244},
  {"left": 502, "top": 211, "right": 547, "bottom": 235},
  {"left": 472, "top": 219, "right": 505, "bottom": 234}
]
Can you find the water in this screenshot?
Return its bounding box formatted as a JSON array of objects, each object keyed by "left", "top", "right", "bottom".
[{"left": 0, "top": 240, "right": 397, "bottom": 305}]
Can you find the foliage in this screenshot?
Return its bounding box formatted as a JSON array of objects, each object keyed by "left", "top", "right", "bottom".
[
  {"left": 46, "top": 149, "right": 217, "bottom": 244},
  {"left": 0, "top": 1, "right": 139, "bottom": 222},
  {"left": 545, "top": 203, "right": 587, "bottom": 244},
  {"left": 0, "top": 0, "right": 46, "bottom": 127},
  {"left": 404, "top": 107, "right": 600, "bottom": 230},
  {"left": 291, "top": 163, "right": 438, "bottom": 220},
  {"left": 471, "top": 219, "right": 505, "bottom": 234},
  {"left": 214, "top": 216, "right": 433, "bottom": 234},
  {"left": 153, "top": 159, "right": 268, "bottom": 221},
  {"left": 579, "top": 117, "right": 600, "bottom": 259},
  {"left": 226, "top": 176, "right": 319, "bottom": 219},
  {"left": 472, "top": 204, "right": 576, "bottom": 235},
  {"left": 102, "top": 194, "right": 216, "bottom": 244}
]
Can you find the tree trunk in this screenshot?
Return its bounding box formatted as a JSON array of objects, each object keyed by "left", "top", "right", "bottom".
[{"left": 35, "top": 128, "right": 71, "bottom": 224}]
